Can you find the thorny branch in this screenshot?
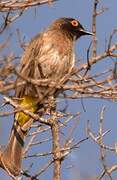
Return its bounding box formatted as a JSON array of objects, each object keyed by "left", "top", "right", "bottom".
[
  {"left": 0, "top": 0, "right": 59, "bottom": 33},
  {"left": 87, "top": 106, "right": 117, "bottom": 179},
  {"left": 0, "top": 0, "right": 59, "bottom": 11}
]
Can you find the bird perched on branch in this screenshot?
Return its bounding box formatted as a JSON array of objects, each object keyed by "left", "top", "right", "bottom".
[
  {"left": 1, "top": 17, "right": 93, "bottom": 177},
  {"left": 15, "top": 17, "right": 93, "bottom": 127}
]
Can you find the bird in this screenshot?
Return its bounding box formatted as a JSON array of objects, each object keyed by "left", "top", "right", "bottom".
[
  {"left": 1, "top": 17, "right": 93, "bottom": 177},
  {"left": 14, "top": 17, "right": 93, "bottom": 127}
]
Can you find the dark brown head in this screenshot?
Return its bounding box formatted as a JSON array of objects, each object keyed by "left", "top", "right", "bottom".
[{"left": 49, "top": 17, "right": 93, "bottom": 40}]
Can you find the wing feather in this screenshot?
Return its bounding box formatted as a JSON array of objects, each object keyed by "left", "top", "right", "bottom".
[{"left": 15, "top": 33, "right": 43, "bottom": 98}]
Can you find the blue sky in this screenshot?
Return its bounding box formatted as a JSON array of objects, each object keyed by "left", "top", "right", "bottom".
[{"left": 0, "top": 0, "right": 117, "bottom": 179}]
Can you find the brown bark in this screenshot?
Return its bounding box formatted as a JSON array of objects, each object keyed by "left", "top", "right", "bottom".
[{"left": 51, "top": 116, "right": 61, "bottom": 180}]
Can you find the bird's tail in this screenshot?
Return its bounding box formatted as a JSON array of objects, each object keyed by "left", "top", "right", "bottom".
[{"left": 1, "top": 96, "right": 37, "bottom": 176}]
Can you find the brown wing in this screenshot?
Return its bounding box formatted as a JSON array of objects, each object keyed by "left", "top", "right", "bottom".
[
  {"left": 15, "top": 33, "right": 44, "bottom": 98},
  {"left": 15, "top": 29, "right": 74, "bottom": 99}
]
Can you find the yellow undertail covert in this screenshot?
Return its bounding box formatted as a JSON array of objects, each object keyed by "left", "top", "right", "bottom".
[{"left": 15, "top": 96, "right": 37, "bottom": 126}]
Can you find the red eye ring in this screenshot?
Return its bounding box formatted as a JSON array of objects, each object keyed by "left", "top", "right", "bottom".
[{"left": 71, "top": 20, "right": 79, "bottom": 27}]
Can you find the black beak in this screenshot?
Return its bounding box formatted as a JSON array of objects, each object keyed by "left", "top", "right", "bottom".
[{"left": 79, "top": 28, "right": 94, "bottom": 36}]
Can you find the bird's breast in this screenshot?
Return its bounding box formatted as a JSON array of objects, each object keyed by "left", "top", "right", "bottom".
[
  {"left": 35, "top": 31, "right": 75, "bottom": 79},
  {"left": 38, "top": 46, "right": 75, "bottom": 79}
]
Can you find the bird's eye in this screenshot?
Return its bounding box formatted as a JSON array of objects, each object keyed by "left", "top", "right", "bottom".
[{"left": 71, "top": 20, "right": 79, "bottom": 27}]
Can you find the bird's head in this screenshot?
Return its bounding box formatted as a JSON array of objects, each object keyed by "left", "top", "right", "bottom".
[{"left": 49, "top": 17, "right": 93, "bottom": 40}]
